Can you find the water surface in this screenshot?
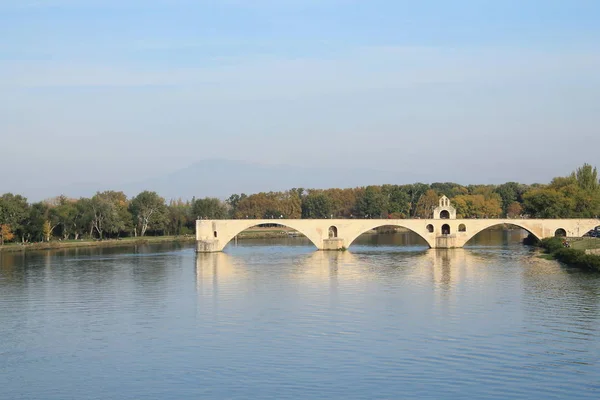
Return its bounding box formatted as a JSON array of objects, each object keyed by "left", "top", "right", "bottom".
[{"left": 1, "top": 231, "right": 599, "bottom": 399}]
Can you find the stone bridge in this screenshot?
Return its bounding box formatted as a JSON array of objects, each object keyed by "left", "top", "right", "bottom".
[
  {"left": 195, "top": 196, "right": 600, "bottom": 252},
  {"left": 196, "top": 218, "right": 600, "bottom": 252}
]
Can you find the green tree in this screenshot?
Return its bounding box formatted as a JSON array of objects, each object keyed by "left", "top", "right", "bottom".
[
  {"left": 574, "top": 163, "right": 599, "bottom": 192},
  {"left": 74, "top": 198, "right": 94, "bottom": 239},
  {"left": 382, "top": 185, "right": 411, "bottom": 218},
  {"left": 24, "top": 202, "right": 50, "bottom": 242},
  {"left": 301, "top": 191, "right": 333, "bottom": 218},
  {"left": 324, "top": 188, "right": 357, "bottom": 217},
  {"left": 354, "top": 186, "right": 389, "bottom": 218},
  {"left": 0, "top": 193, "right": 29, "bottom": 244},
  {"left": 430, "top": 182, "right": 468, "bottom": 198},
  {"left": 89, "top": 191, "right": 130, "bottom": 239},
  {"left": 226, "top": 193, "right": 247, "bottom": 218},
  {"left": 403, "top": 183, "right": 430, "bottom": 217},
  {"left": 54, "top": 198, "right": 80, "bottom": 240},
  {"left": 192, "top": 197, "right": 228, "bottom": 219},
  {"left": 165, "top": 199, "right": 192, "bottom": 235},
  {"left": 494, "top": 182, "right": 528, "bottom": 216},
  {"left": 522, "top": 188, "right": 574, "bottom": 218},
  {"left": 129, "top": 191, "right": 167, "bottom": 236}
]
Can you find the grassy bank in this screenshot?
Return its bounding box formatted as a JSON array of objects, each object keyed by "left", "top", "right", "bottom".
[
  {"left": 0, "top": 235, "right": 195, "bottom": 253},
  {"left": 235, "top": 226, "right": 299, "bottom": 239},
  {"left": 0, "top": 227, "right": 299, "bottom": 253},
  {"left": 538, "top": 237, "right": 600, "bottom": 272}
]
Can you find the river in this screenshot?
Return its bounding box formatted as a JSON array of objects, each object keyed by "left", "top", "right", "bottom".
[{"left": 1, "top": 230, "right": 599, "bottom": 399}]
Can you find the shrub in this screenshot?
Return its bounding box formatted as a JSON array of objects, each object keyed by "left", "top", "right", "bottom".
[
  {"left": 540, "top": 237, "right": 566, "bottom": 253},
  {"left": 540, "top": 238, "right": 600, "bottom": 272}
]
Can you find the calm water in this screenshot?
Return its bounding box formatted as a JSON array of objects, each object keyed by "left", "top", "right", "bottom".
[{"left": 1, "top": 231, "right": 599, "bottom": 399}]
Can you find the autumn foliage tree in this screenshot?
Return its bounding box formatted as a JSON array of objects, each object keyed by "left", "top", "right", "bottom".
[{"left": 0, "top": 224, "right": 15, "bottom": 245}]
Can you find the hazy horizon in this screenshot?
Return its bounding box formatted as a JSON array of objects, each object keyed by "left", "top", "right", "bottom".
[
  {"left": 8, "top": 158, "right": 594, "bottom": 203},
  {"left": 2, "top": 1, "right": 599, "bottom": 199}
]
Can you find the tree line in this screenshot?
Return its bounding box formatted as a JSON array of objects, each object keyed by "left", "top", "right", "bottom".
[{"left": 0, "top": 164, "right": 598, "bottom": 244}]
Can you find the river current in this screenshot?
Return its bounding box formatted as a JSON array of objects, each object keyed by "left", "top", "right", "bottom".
[{"left": 1, "top": 230, "right": 599, "bottom": 399}]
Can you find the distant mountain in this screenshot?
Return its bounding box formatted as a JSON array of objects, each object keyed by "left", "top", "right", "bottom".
[{"left": 118, "top": 159, "right": 428, "bottom": 200}]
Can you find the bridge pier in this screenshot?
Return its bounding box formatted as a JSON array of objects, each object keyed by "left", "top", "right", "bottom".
[
  {"left": 322, "top": 238, "right": 345, "bottom": 251},
  {"left": 434, "top": 235, "right": 459, "bottom": 249},
  {"left": 196, "top": 240, "right": 221, "bottom": 253}
]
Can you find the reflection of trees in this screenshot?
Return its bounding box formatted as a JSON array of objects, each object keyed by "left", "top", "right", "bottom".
[
  {"left": 0, "top": 251, "right": 28, "bottom": 285},
  {"left": 352, "top": 230, "right": 428, "bottom": 247},
  {"left": 466, "top": 226, "right": 529, "bottom": 247}
]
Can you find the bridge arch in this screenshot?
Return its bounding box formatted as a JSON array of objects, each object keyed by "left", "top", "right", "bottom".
[
  {"left": 461, "top": 222, "right": 541, "bottom": 247},
  {"left": 217, "top": 220, "right": 323, "bottom": 251},
  {"left": 555, "top": 228, "right": 567, "bottom": 237},
  {"left": 344, "top": 222, "right": 434, "bottom": 249}
]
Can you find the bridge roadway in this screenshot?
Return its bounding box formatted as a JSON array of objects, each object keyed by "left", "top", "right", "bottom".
[{"left": 195, "top": 218, "right": 600, "bottom": 252}]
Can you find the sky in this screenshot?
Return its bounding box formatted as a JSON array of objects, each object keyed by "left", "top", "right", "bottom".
[{"left": 1, "top": 0, "right": 600, "bottom": 199}]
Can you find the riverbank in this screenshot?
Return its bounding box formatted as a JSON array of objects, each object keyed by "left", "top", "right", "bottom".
[
  {"left": 0, "top": 227, "right": 304, "bottom": 253},
  {"left": 0, "top": 235, "right": 195, "bottom": 253},
  {"left": 235, "top": 226, "right": 298, "bottom": 239},
  {"left": 538, "top": 237, "right": 600, "bottom": 272}
]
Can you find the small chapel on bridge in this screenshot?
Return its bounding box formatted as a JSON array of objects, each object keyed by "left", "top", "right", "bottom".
[{"left": 433, "top": 195, "right": 456, "bottom": 220}]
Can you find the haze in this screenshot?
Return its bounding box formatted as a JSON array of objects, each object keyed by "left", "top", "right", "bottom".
[{"left": 1, "top": 0, "right": 599, "bottom": 200}]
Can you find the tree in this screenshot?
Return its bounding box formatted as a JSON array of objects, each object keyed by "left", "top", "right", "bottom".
[
  {"left": 0, "top": 224, "right": 14, "bottom": 245},
  {"left": 24, "top": 202, "right": 50, "bottom": 242},
  {"left": 89, "top": 191, "right": 130, "bottom": 239},
  {"left": 226, "top": 193, "right": 247, "bottom": 218},
  {"left": 47, "top": 196, "right": 79, "bottom": 240},
  {"left": 74, "top": 198, "right": 94, "bottom": 240},
  {"left": 353, "top": 186, "right": 389, "bottom": 218},
  {"left": 42, "top": 220, "right": 52, "bottom": 242},
  {"left": 402, "top": 183, "right": 429, "bottom": 217},
  {"left": 129, "top": 191, "right": 166, "bottom": 237},
  {"left": 414, "top": 189, "right": 439, "bottom": 218},
  {"left": 165, "top": 199, "right": 192, "bottom": 235},
  {"left": 382, "top": 185, "right": 411, "bottom": 218},
  {"left": 323, "top": 188, "right": 357, "bottom": 217},
  {"left": 90, "top": 194, "right": 111, "bottom": 239},
  {"left": 506, "top": 202, "right": 523, "bottom": 218},
  {"left": 574, "top": 163, "right": 599, "bottom": 192},
  {"left": 522, "top": 188, "right": 574, "bottom": 218},
  {"left": 495, "top": 182, "right": 528, "bottom": 216},
  {"left": 301, "top": 191, "right": 333, "bottom": 218},
  {"left": 275, "top": 191, "right": 302, "bottom": 219},
  {"left": 192, "top": 197, "right": 228, "bottom": 220},
  {"left": 0, "top": 193, "right": 29, "bottom": 243},
  {"left": 430, "top": 182, "right": 468, "bottom": 198},
  {"left": 453, "top": 194, "right": 502, "bottom": 218}
]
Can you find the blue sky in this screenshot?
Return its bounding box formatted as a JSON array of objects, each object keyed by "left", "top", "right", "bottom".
[{"left": 1, "top": 0, "right": 600, "bottom": 198}]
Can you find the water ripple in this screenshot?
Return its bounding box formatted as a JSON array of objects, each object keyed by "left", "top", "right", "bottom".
[{"left": 1, "top": 239, "right": 600, "bottom": 399}]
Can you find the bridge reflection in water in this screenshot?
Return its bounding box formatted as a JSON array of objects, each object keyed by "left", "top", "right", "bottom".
[{"left": 195, "top": 245, "right": 521, "bottom": 302}]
